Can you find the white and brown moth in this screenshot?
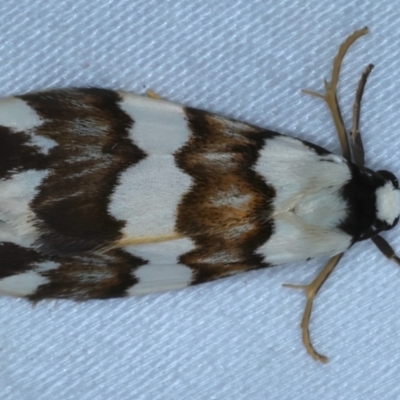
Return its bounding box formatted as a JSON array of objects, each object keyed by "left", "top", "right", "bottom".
[{"left": 0, "top": 28, "right": 399, "bottom": 362}]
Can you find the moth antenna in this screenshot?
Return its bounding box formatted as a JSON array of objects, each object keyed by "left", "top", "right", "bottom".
[
  {"left": 302, "top": 27, "right": 369, "bottom": 163},
  {"left": 283, "top": 253, "right": 344, "bottom": 363},
  {"left": 371, "top": 235, "right": 400, "bottom": 266},
  {"left": 350, "top": 63, "right": 374, "bottom": 167}
]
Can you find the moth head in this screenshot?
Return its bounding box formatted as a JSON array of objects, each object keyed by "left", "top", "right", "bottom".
[{"left": 374, "top": 170, "right": 400, "bottom": 231}]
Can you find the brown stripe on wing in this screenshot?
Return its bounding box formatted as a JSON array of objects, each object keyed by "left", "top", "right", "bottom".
[
  {"left": 20, "top": 89, "right": 147, "bottom": 255},
  {"left": 29, "top": 248, "right": 146, "bottom": 301},
  {"left": 0, "top": 242, "right": 45, "bottom": 278},
  {"left": 0, "top": 126, "right": 49, "bottom": 179},
  {"left": 0, "top": 241, "right": 147, "bottom": 300},
  {"left": 175, "top": 108, "right": 276, "bottom": 283}
]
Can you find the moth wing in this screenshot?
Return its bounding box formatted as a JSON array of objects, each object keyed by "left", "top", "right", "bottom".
[{"left": 0, "top": 88, "right": 353, "bottom": 301}]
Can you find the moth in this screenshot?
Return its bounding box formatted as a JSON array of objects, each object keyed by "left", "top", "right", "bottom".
[{"left": 0, "top": 28, "right": 398, "bottom": 362}]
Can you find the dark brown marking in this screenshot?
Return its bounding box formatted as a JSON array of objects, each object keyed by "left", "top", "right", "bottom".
[
  {"left": 0, "top": 242, "right": 45, "bottom": 278},
  {"left": 0, "top": 127, "right": 49, "bottom": 179},
  {"left": 0, "top": 241, "right": 147, "bottom": 300},
  {"left": 28, "top": 248, "right": 146, "bottom": 301},
  {"left": 176, "top": 108, "right": 276, "bottom": 282},
  {"left": 18, "top": 89, "right": 147, "bottom": 254}
]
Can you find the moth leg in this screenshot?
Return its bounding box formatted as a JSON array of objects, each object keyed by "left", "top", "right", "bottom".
[
  {"left": 146, "top": 90, "right": 162, "bottom": 100},
  {"left": 283, "top": 253, "right": 344, "bottom": 363},
  {"left": 350, "top": 63, "right": 374, "bottom": 167},
  {"left": 302, "top": 27, "right": 369, "bottom": 162},
  {"left": 371, "top": 235, "right": 400, "bottom": 265}
]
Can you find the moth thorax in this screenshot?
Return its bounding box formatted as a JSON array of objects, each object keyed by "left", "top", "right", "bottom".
[{"left": 375, "top": 181, "right": 400, "bottom": 227}]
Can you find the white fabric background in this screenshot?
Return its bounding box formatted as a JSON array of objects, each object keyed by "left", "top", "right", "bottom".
[{"left": 0, "top": 1, "right": 399, "bottom": 399}]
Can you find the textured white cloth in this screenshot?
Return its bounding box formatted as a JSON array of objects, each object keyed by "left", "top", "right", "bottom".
[{"left": 1, "top": 1, "right": 400, "bottom": 399}]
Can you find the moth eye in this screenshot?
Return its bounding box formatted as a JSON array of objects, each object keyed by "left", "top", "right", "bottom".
[{"left": 377, "top": 170, "right": 399, "bottom": 188}]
